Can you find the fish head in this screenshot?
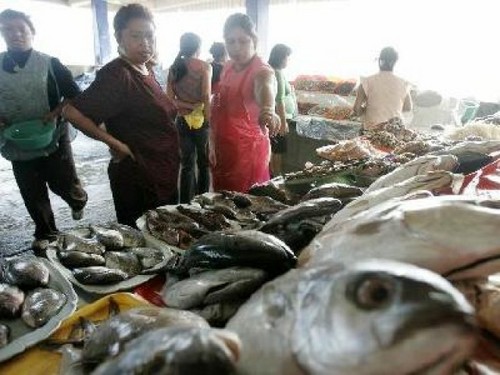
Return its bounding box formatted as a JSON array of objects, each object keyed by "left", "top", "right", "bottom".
[{"left": 292, "top": 260, "right": 477, "bottom": 375}]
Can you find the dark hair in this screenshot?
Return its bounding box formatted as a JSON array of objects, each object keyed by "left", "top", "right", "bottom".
[
  {"left": 268, "top": 44, "right": 292, "bottom": 69},
  {"left": 113, "top": 3, "right": 154, "bottom": 38},
  {"left": 223, "top": 13, "right": 257, "bottom": 45},
  {"left": 379, "top": 46, "right": 398, "bottom": 71},
  {"left": 0, "top": 9, "right": 35, "bottom": 34},
  {"left": 169, "top": 32, "right": 201, "bottom": 83},
  {"left": 209, "top": 42, "right": 226, "bottom": 61}
]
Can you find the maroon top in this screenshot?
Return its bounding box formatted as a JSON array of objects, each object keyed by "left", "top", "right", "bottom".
[{"left": 73, "top": 58, "right": 180, "bottom": 200}]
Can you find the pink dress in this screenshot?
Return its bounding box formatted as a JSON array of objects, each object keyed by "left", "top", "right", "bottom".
[{"left": 210, "top": 56, "right": 272, "bottom": 193}]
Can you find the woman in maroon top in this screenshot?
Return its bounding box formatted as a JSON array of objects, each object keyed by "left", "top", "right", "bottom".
[{"left": 63, "top": 4, "right": 179, "bottom": 227}]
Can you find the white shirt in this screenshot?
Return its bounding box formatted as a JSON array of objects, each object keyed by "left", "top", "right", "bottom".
[{"left": 361, "top": 71, "right": 410, "bottom": 129}]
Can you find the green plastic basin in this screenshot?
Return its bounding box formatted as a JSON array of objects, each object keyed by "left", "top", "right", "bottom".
[{"left": 3, "top": 119, "right": 56, "bottom": 150}]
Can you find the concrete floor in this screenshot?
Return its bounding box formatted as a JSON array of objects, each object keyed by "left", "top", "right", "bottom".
[{"left": 0, "top": 132, "right": 116, "bottom": 256}]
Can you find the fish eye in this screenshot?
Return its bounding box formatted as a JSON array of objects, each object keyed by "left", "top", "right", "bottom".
[{"left": 352, "top": 276, "right": 395, "bottom": 310}]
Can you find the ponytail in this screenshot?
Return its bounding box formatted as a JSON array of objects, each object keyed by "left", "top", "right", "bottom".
[
  {"left": 170, "top": 51, "right": 187, "bottom": 82},
  {"left": 170, "top": 32, "right": 201, "bottom": 83}
]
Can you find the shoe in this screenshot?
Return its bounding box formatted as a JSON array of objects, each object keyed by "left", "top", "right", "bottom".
[
  {"left": 31, "top": 239, "right": 49, "bottom": 256},
  {"left": 72, "top": 207, "right": 84, "bottom": 220}
]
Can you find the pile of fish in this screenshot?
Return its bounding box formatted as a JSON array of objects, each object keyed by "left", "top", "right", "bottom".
[
  {"left": 54, "top": 224, "right": 170, "bottom": 285},
  {"left": 56, "top": 304, "right": 240, "bottom": 375},
  {"left": 160, "top": 230, "right": 297, "bottom": 325},
  {"left": 0, "top": 256, "right": 67, "bottom": 348}
]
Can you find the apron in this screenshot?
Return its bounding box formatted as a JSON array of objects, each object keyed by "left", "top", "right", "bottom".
[{"left": 210, "top": 56, "right": 271, "bottom": 193}]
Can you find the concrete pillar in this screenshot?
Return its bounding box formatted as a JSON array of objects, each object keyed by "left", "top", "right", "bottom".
[
  {"left": 91, "top": 0, "right": 112, "bottom": 65},
  {"left": 246, "top": 0, "right": 269, "bottom": 57}
]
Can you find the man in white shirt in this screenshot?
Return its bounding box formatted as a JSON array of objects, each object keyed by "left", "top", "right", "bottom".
[{"left": 353, "top": 47, "right": 412, "bottom": 130}]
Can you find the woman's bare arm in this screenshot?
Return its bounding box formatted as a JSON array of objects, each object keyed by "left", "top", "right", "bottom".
[{"left": 254, "top": 69, "right": 280, "bottom": 136}]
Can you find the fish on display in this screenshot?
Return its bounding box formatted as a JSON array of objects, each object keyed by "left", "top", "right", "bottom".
[
  {"left": 145, "top": 210, "right": 183, "bottom": 247},
  {"left": 0, "top": 324, "right": 9, "bottom": 348},
  {"left": 72, "top": 266, "right": 129, "bottom": 285},
  {"left": 2, "top": 256, "right": 50, "bottom": 288},
  {"left": 109, "top": 223, "right": 146, "bottom": 248},
  {"left": 22, "top": 287, "right": 66, "bottom": 328},
  {"left": 0, "top": 283, "right": 25, "bottom": 318},
  {"left": 191, "top": 300, "right": 246, "bottom": 327},
  {"left": 58, "top": 251, "right": 106, "bottom": 268},
  {"left": 176, "top": 204, "right": 235, "bottom": 232},
  {"left": 90, "top": 225, "right": 124, "bottom": 250},
  {"left": 82, "top": 306, "right": 209, "bottom": 366},
  {"left": 227, "top": 259, "right": 477, "bottom": 375},
  {"left": 300, "top": 182, "right": 364, "bottom": 203},
  {"left": 261, "top": 197, "right": 343, "bottom": 232},
  {"left": 104, "top": 252, "right": 142, "bottom": 277},
  {"left": 162, "top": 267, "right": 267, "bottom": 310},
  {"left": 91, "top": 326, "right": 240, "bottom": 375},
  {"left": 326, "top": 170, "right": 463, "bottom": 228},
  {"left": 181, "top": 230, "right": 297, "bottom": 276},
  {"left": 127, "top": 247, "right": 173, "bottom": 274},
  {"left": 60, "top": 233, "right": 105, "bottom": 255},
  {"left": 301, "top": 195, "right": 500, "bottom": 281}
]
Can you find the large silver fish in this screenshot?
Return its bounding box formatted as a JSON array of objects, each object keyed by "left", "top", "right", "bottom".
[
  {"left": 91, "top": 326, "right": 240, "bottom": 375},
  {"left": 326, "top": 170, "right": 463, "bottom": 229},
  {"left": 0, "top": 283, "right": 25, "bottom": 318},
  {"left": 3, "top": 256, "right": 50, "bottom": 288},
  {"left": 365, "top": 154, "right": 459, "bottom": 193},
  {"left": 301, "top": 195, "right": 500, "bottom": 280},
  {"left": 227, "top": 259, "right": 477, "bottom": 375},
  {"left": 22, "top": 287, "right": 66, "bottom": 328}
]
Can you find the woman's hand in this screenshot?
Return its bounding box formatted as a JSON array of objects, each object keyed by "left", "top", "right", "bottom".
[
  {"left": 110, "top": 141, "right": 135, "bottom": 163},
  {"left": 259, "top": 111, "right": 280, "bottom": 137}
]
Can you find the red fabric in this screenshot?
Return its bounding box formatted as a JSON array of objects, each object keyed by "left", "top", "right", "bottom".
[
  {"left": 134, "top": 274, "right": 166, "bottom": 307},
  {"left": 210, "top": 56, "right": 271, "bottom": 193},
  {"left": 460, "top": 158, "right": 500, "bottom": 195}
]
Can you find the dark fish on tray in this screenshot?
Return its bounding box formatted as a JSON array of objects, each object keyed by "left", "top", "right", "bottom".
[
  {"left": 90, "top": 225, "right": 124, "bottom": 250},
  {"left": 301, "top": 182, "right": 363, "bottom": 202},
  {"left": 82, "top": 306, "right": 209, "bottom": 365},
  {"left": 227, "top": 260, "right": 478, "bottom": 375},
  {"left": 181, "top": 230, "right": 296, "bottom": 275},
  {"left": 60, "top": 233, "right": 105, "bottom": 255},
  {"left": 104, "top": 252, "right": 142, "bottom": 277},
  {"left": 145, "top": 210, "right": 181, "bottom": 247},
  {"left": 0, "top": 283, "right": 25, "bottom": 318},
  {"left": 261, "top": 197, "right": 343, "bottom": 232},
  {"left": 176, "top": 204, "right": 235, "bottom": 232},
  {"left": 0, "top": 324, "right": 10, "bottom": 348},
  {"left": 156, "top": 208, "right": 207, "bottom": 235},
  {"left": 191, "top": 300, "right": 245, "bottom": 327},
  {"left": 109, "top": 223, "right": 146, "bottom": 248},
  {"left": 223, "top": 192, "right": 289, "bottom": 220},
  {"left": 22, "top": 287, "right": 66, "bottom": 328},
  {"left": 72, "top": 266, "right": 129, "bottom": 285},
  {"left": 92, "top": 326, "right": 240, "bottom": 375},
  {"left": 128, "top": 247, "right": 173, "bottom": 274},
  {"left": 3, "top": 256, "right": 50, "bottom": 288},
  {"left": 162, "top": 267, "right": 267, "bottom": 310},
  {"left": 58, "top": 251, "right": 105, "bottom": 268}
]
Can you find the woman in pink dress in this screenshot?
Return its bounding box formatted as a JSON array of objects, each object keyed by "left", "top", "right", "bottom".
[{"left": 210, "top": 13, "right": 280, "bottom": 193}]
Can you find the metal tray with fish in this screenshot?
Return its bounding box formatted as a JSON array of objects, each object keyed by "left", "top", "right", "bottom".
[
  {"left": 46, "top": 247, "right": 173, "bottom": 294},
  {"left": 0, "top": 258, "right": 77, "bottom": 363}
]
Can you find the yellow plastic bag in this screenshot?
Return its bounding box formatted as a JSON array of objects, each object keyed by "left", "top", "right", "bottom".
[{"left": 183, "top": 104, "right": 205, "bottom": 130}]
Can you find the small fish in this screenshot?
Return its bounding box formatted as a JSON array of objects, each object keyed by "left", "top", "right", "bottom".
[
  {"left": 127, "top": 247, "right": 173, "bottom": 274},
  {"left": 176, "top": 205, "right": 235, "bottom": 232},
  {"left": 22, "top": 288, "right": 66, "bottom": 328},
  {"left": 72, "top": 266, "right": 129, "bottom": 285},
  {"left": 3, "top": 256, "right": 50, "bottom": 288},
  {"left": 162, "top": 267, "right": 267, "bottom": 310},
  {"left": 60, "top": 233, "right": 105, "bottom": 255},
  {"left": 90, "top": 225, "right": 124, "bottom": 250},
  {"left": 91, "top": 326, "right": 240, "bottom": 375},
  {"left": 301, "top": 182, "right": 364, "bottom": 202},
  {"left": 109, "top": 223, "right": 146, "bottom": 248},
  {"left": 0, "top": 324, "right": 10, "bottom": 348},
  {"left": 82, "top": 306, "right": 209, "bottom": 366},
  {"left": 0, "top": 283, "right": 25, "bottom": 318},
  {"left": 104, "top": 252, "right": 142, "bottom": 277},
  {"left": 227, "top": 259, "right": 477, "bottom": 375},
  {"left": 58, "top": 251, "right": 106, "bottom": 268}
]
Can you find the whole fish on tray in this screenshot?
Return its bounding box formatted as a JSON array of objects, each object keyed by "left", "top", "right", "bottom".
[
  {"left": 2, "top": 256, "right": 50, "bottom": 288},
  {"left": 22, "top": 287, "right": 66, "bottom": 328},
  {"left": 92, "top": 326, "right": 240, "bottom": 375},
  {"left": 0, "top": 283, "right": 24, "bottom": 318},
  {"left": 72, "top": 267, "right": 129, "bottom": 285},
  {"left": 227, "top": 259, "right": 477, "bottom": 375}
]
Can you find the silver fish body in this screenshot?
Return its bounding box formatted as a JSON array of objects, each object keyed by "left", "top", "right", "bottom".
[
  {"left": 104, "top": 252, "right": 142, "bottom": 277},
  {"left": 22, "top": 287, "right": 66, "bottom": 328},
  {"left": 3, "top": 256, "right": 50, "bottom": 288},
  {"left": 109, "top": 223, "right": 146, "bottom": 248},
  {"left": 90, "top": 225, "right": 124, "bottom": 250},
  {"left": 227, "top": 259, "right": 477, "bottom": 375},
  {"left": 0, "top": 324, "right": 10, "bottom": 348},
  {"left": 72, "top": 266, "right": 129, "bottom": 285},
  {"left": 58, "top": 251, "right": 106, "bottom": 268},
  {"left": 0, "top": 283, "right": 25, "bottom": 318}
]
